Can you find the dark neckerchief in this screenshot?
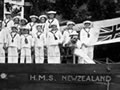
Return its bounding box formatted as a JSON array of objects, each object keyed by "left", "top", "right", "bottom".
[
  {"left": 48, "top": 19, "right": 54, "bottom": 28},
  {"left": 24, "top": 34, "right": 29, "bottom": 44},
  {"left": 10, "top": 32, "right": 17, "bottom": 42},
  {"left": 50, "top": 30, "right": 58, "bottom": 40},
  {"left": 4, "top": 19, "right": 10, "bottom": 27},
  {"left": 83, "top": 27, "right": 91, "bottom": 38},
  {"left": 36, "top": 31, "right": 43, "bottom": 39},
  {"left": 30, "top": 22, "right": 35, "bottom": 31}
]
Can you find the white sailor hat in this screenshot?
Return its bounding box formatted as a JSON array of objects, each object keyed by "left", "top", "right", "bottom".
[
  {"left": 69, "top": 32, "right": 78, "bottom": 36},
  {"left": 51, "top": 24, "right": 57, "bottom": 27},
  {"left": 5, "top": 12, "right": 11, "bottom": 15},
  {"left": 21, "top": 18, "right": 28, "bottom": 22},
  {"left": 29, "top": 15, "right": 38, "bottom": 19},
  {"left": 39, "top": 15, "right": 47, "bottom": 19},
  {"left": 83, "top": 20, "right": 93, "bottom": 26},
  {"left": 67, "top": 21, "right": 75, "bottom": 26},
  {"left": 13, "top": 16, "right": 21, "bottom": 20},
  {"left": 47, "top": 11, "right": 56, "bottom": 14}
]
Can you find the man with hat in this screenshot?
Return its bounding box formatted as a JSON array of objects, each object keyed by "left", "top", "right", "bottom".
[
  {"left": 45, "top": 11, "right": 60, "bottom": 37},
  {"left": 79, "top": 20, "right": 100, "bottom": 61},
  {"left": 63, "top": 21, "right": 77, "bottom": 46},
  {"left": 62, "top": 21, "right": 77, "bottom": 63},
  {"left": 20, "top": 26, "right": 34, "bottom": 63},
  {"left": 6, "top": 25, "right": 20, "bottom": 63},
  {"left": 66, "top": 31, "right": 95, "bottom": 64},
  {"left": 3, "top": 12, "right": 14, "bottom": 29},
  {"left": 46, "top": 24, "right": 63, "bottom": 64},
  {"left": 18, "top": 18, "right": 28, "bottom": 35},
  {"left": 26, "top": 15, "right": 38, "bottom": 34},
  {"left": 32, "top": 24, "right": 46, "bottom": 63}
]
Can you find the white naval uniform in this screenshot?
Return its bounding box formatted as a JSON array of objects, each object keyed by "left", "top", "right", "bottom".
[
  {"left": 0, "top": 29, "right": 6, "bottom": 63},
  {"left": 26, "top": 22, "right": 37, "bottom": 34},
  {"left": 63, "top": 29, "right": 77, "bottom": 46},
  {"left": 20, "top": 34, "right": 34, "bottom": 63},
  {"left": 33, "top": 31, "right": 45, "bottom": 63},
  {"left": 74, "top": 40, "right": 95, "bottom": 64},
  {"left": 80, "top": 27, "right": 99, "bottom": 60},
  {"left": 7, "top": 32, "right": 20, "bottom": 63},
  {"left": 45, "top": 18, "right": 60, "bottom": 36},
  {"left": 32, "top": 23, "right": 46, "bottom": 35},
  {"left": 2, "top": 19, "right": 14, "bottom": 29},
  {"left": 47, "top": 30, "right": 63, "bottom": 64}
]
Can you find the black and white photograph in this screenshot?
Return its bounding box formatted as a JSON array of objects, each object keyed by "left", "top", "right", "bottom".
[{"left": 0, "top": 0, "right": 120, "bottom": 90}]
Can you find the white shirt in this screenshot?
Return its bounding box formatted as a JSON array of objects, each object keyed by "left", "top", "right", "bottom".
[
  {"left": 45, "top": 18, "right": 60, "bottom": 34},
  {"left": 32, "top": 31, "right": 45, "bottom": 47},
  {"left": 26, "top": 22, "right": 37, "bottom": 31},
  {"left": 2, "top": 19, "right": 14, "bottom": 29},
  {"left": 46, "top": 30, "right": 63, "bottom": 46},
  {"left": 7, "top": 32, "right": 20, "bottom": 49},
  {"left": 63, "top": 29, "right": 77, "bottom": 46},
  {"left": 80, "top": 27, "right": 99, "bottom": 46},
  {"left": 20, "top": 34, "right": 34, "bottom": 49},
  {"left": 32, "top": 23, "right": 46, "bottom": 35}
]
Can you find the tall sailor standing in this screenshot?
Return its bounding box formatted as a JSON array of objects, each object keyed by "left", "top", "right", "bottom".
[
  {"left": 63, "top": 21, "right": 77, "bottom": 46},
  {"left": 20, "top": 27, "right": 34, "bottom": 63},
  {"left": 26, "top": 15, "right": 38, "bottom": 34},
  {"left": 46, "top": 24, "right": 63, "bottom": 64},
  {"left": 80, "top": 21, "right": 99, "bottom": 60},
  {"left": 0, "top": 20, "right": 6, "bottom": 63},
  {"left": 18, "top": 18, "right": 28, "bottom": 35},
  {"left": 45, "top": 11, "right": 60, "bottom": 36},
  {"left": 2, "top": 12, "right": 14, "bottom": 29},
  {"left": 38, "top": 15, "right": 47, "bottom": 32},
  {"left": 7, "top": 26, "right": 20, "bottom": 63},
  {"left": 62, "top": 21, "right": 77, "bottom": 63},
  {"left": 33, "top": 24, "right": 46, "bottom": 63}
]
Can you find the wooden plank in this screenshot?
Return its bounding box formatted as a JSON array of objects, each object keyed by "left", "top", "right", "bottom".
[{"left": 0, "top": 64, "right": 120, "bottom": 90}]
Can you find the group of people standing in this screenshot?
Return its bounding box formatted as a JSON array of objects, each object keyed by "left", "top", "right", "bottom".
[{"left": 0, "top": 10, "right": 100, "bottom": 64}]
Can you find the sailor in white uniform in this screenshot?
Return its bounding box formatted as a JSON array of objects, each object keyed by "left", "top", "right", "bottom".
[
  {"left": 2, "top": 12, "right": 14, "bottom": 29},
  {"left": 63, "top": 21, "right": 77, "bottom": 46},
  {"left": 7, "top": 26, "right": 20, "bottom": 63},
  {"left": 46, "top": 24, "right": 63, "bottom": 64},
  {"left": 32, "top": 15, "right": 47, "bottom": 35},
  {"left": 67, "top": 32, "right": 95, "bottom": 64},
  {"left": 32, "top": 24, "right": 46, "bottom": 63},
  {"left": 45, "top": 11, "right": 60, "bottom": 36},
  {"left": 26, "top": 15, "right": 38, "bottom": 34},
  {"left": 0, "top": 20, "right": 6, "bottom": 63},
  {"left": 18, "top": 18, "right": 28, "bottom": 35},
  {"left": 20, "top": 27, "right": 34, "bottom": 63},
  {"left": 13, "top": 16, "right": 21, "bottom": 26},
  {"left": 80, "top": 21, "right": 100, "bottom": 60}
]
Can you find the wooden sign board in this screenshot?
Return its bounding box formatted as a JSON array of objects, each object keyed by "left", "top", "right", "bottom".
[{"left": 0, "top": 64, "right": 120, "bottom": 90}]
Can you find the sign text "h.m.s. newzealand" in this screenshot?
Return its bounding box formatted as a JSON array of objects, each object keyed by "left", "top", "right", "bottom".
[{"left": 29, "top": 74, "right": 112, "bottom": 83}]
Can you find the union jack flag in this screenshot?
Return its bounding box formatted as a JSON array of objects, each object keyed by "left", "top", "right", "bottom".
[{"left": 98, "top": 24, "right": 120, "bottom": 41}]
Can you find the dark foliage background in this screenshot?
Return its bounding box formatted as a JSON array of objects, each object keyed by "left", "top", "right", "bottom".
[{"left": 24, "top": 0, "right": 120, "bottom": 23}]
